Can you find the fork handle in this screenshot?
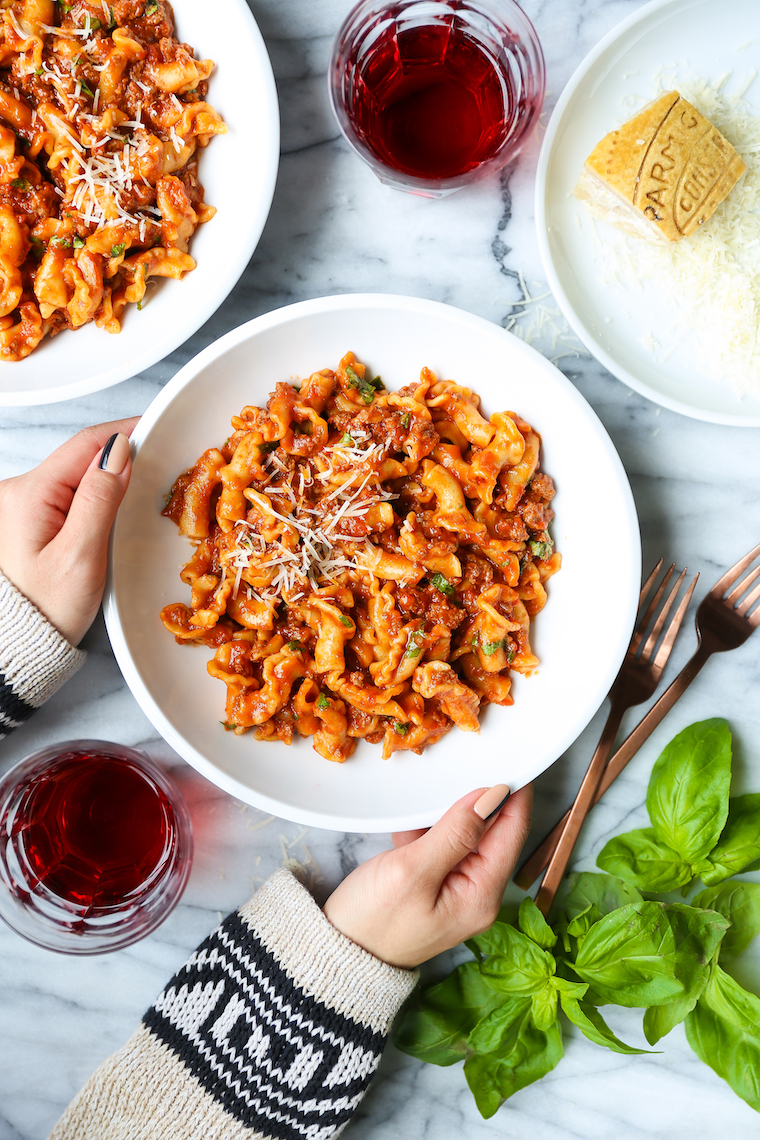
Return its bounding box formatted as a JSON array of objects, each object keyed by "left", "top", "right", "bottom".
[
  {"left": 515, "top": 642, "right": 712, "bottom": 892},
  {"left": 534, "top": 698, "right": 628, "bottom": 916}
]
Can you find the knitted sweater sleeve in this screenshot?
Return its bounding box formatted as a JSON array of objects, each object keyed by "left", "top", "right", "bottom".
[
  {"left": 50, "top": 867, "right": 419, "bottom": 1140},
  {"left": 0, "top": 571, "right": 86, "bottom": 740}
]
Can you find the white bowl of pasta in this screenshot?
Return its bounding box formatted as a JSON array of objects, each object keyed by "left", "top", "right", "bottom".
[
  {"left": 0, "top": 0, "right": 278, "bottom": 405},
  {"left": 105, "top": 294, "right": 641, "bottom": 832}
]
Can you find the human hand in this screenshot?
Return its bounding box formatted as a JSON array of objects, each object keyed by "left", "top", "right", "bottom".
[
  {"left": 322, "top": 783, "right": 533, "bottom": 969},
  {"left": 0, "top": 419, "right": 139, "bottom": 646}
]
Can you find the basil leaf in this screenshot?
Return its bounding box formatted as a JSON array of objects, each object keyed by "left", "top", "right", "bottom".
[
  {"left": 463, "top": 1015, "right": 563, "bottom": 1118},
  {"left": 597, "top": 828, "right": 692, "bottom": 893},
  {"left": 393, "top": 961, "right": 505, "bottom": 1066},
  {"left": 467, "top": 995, "right": 531, "bottom": 1054},
  {"left": 528, "top": 538, "right": 553, "bottom": 560},
  {"left": 530, "top": 982, "right": 558, "bottom": 1030},
  {"left": 685, "top": 965, "right": 760, "bottom": 1113},
  {"left": 564, "top": 871, "right": 643, "bottom": 923},
  {"left": 643, "top": 1001, "right": 692, "bottom": 1046},
  {"left": 693, "top": 881, "right": 760, "bottom": 958},
  {"left": 316, "top": 693, "right": 329, "bottom": 710},
  {"left": 700, "top": 794, "right": 760, "bottom": 885},
  {"left": 110, "top": 242, "right": 126, "bottom": 257},
  {"left": 571, "top": 901, "right": 682, "bottom": 1008},
  {"left": 345, "top": 363, "right": 379, "bottom": 404},
  {"left": 476, "top": 923, "right": 557, "bottom": 996},
  {"left": 646, "top": 718, "right": 732, "bottom": 863},
  {"left": 560, "top": 993, "right": 652, "bottom": 1054},
  {"left": 430, "top": 572, "right": 455, "bottom": 598},
  {"left": 517, "top": 897, "right": 557, "bottom": 950},
  {"left": 642, "top": 902, "right": 731, "bottom": 1044}
]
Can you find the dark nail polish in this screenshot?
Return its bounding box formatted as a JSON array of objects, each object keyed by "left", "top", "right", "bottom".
[{"left": 99, "top": 433, "right": 119, "bottom": 470}]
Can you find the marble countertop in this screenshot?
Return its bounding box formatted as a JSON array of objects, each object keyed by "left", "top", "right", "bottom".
[{"left": 2, "top": 0, "right": 760, "bottom": 1137}]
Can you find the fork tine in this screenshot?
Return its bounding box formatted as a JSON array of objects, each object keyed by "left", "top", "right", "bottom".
[
  {"left": 652, "top": 573, "right": 699, "bottom": 670},
  {"left": 737, "top": 579, "right": 760, "bottom": 618},
  {"left": 711, "top": 542, "right": 760, "bottom": 598},
  {"left": 639, "top": 559, "right": 664, "bottom": 606},
  {"left": 726, "top": 562, "right": 760, "bottom": 607},
  {"left": 640, "top": 568, "right": 688, "bottom": 661},
  {"left": 630, "top": 563, "right": 675, "bottom": 655}
]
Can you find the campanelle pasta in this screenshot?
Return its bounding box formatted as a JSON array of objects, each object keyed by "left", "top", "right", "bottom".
[
  {"left": 161, "top": 355, "right": 561, "bottom": 763},
  {"left": 0, "top": 0, "right": 225, "bottom": 360}
]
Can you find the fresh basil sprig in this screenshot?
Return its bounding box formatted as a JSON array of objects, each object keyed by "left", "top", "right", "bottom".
[
  {"left": 395, "top": 720, "right": 760, "bottom": 1120},
  {"left": 598, "top": 719, "right": 760, "bottom": 892}
]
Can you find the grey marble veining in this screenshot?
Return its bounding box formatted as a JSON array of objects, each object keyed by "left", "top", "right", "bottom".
[{"left": 2, "top": 0, "right": 760, "bottom": 1137}]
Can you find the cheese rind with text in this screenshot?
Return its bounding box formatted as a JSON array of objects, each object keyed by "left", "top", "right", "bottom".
[{"left": 574, "top": 91, "right": 746, "bottom": 244}]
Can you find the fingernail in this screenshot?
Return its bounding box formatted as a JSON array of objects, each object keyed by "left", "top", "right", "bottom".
[
  {"left": 474, "top": 784, "right": 511, "bottom": 821},
  {"left": 99, "top": 432, "right": 129, "bottom": 474}
]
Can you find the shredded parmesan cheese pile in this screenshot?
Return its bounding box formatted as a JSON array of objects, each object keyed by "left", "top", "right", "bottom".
[
  {"left": 597, "top": 73, "right": 760, "bottom": 396},
  {"left": 226, "top": 429, "right": 397, "bottom": 603}
]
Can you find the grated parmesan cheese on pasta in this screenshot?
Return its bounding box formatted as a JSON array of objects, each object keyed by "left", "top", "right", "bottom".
[{"left": 594, "top": 74, "right": 760, "bottom": 395}]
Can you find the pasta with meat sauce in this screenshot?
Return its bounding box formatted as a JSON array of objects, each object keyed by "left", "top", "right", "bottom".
[
  {"left": 0, "top": 0, "right": 225, "bottom": 360},
  {"left": 160, "top": 355, "right": 561, "bottom": 763}
]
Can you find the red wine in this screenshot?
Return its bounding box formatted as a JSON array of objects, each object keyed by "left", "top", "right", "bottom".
[
  {"left": 349, "top": 22, "right": 511, "bottom": 180},
  {"left": 17, "top": 750, "right": 171, "bottom": 908}
]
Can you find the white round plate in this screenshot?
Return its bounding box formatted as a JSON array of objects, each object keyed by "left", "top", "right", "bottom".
[
  {"left": 104, "top": 294, "right": 641, "bottom": 833},
  {"left": 0, "top": 0, "right": 279, "bottom": 407},
  {"left": 537, "top": 0, "right": 760, "bottom": 426}
]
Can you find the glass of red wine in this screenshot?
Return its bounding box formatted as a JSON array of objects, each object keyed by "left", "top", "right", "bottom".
[
  {"left": 0, "top": 740, "right": 192, "bottom": 954},
  {"left": 329, "top": 0, "right": 545, "bottom": 197}
]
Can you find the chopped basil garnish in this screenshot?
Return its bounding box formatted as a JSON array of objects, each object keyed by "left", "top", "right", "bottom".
[
  {"left": 345, "top": 363, "right": 382, "bottom": 404},
  {"left": 72, "top": 235, "right": 85, "bottom": 248},
  {"left": 394, "top": 722, "right": 409, "bottom": 735},
  {"left": 529, "top": 538, "right": 554, "bottom": 560},
  {"left": 506, "top": 645, "right": 516, "bottom": 665},
  {"left": 110, "top": 242, "right": 126, "bottom": 257},
  {"left": 51, "top": 235, "right": 72, "bottom": 247},
  {"left": 316, "top": 693, "right": 329, "bottom": 710},
  {"left": 108, "top": 6, "right": 116, "bottom": 30},
  {"left": 338, "top": 615, "right": 352, "bottom": 627},
  {"left": 11, "top": 177, "right": 28, "bottom": 190},
  {"left": 145, "top": 2, "right": 158, "bottom": 13},
  {"left": 482, "top": 639, "right": 506, "bottom": 657},
  {"left": 88, "top": 16, "right": 102, "bottom": 29},
  {"left": 402, "top": 412, "right": 411, "bottom": 429},
  {"left": 404, "top": 630, "right": 424, "bottom": 660},
  {"left": 258, "top": 439, "right": 279, "bottom": 454},
  {"left": 80, "top": 80, "right": 94, "bottom": 97},
  {"left": 286, "top": 640, "right": 302, "bottom": 651},
  {"left": 430, "top": 572, "right": 455, "bottom": 598},
  {"left": 339, "top": 432, "right": 353, "bottom": 446}
]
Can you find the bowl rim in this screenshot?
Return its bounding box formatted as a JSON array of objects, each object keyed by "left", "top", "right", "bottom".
[
  {"left": 104, "top": 292, "right": 641, "bottom": 832},
  {"left": 534, "top": 0, "right": 760, "bottom": 428},
  {"left": 0, "top": 0, "right": 280, "bottom": 408}
]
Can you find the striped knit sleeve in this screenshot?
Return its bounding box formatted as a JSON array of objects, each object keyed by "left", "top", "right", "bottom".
[
  {"left": 50, "top": 868, "right": 419, "bottom": 1140},
  {"left": 0, "top": 571, "right": 86, "bottom": 740}
]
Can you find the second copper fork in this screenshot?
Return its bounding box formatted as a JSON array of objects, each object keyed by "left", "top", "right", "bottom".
[{"left": 532, "top": 560, "right": 699, "bottom": 915}]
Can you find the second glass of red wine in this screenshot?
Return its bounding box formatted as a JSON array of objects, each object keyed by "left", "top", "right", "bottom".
[
  {"left": 329, "top": 0, "right": 545, "bottom": 197},
  {"left": 0, "top": 740, "right": 192, "bottom": 954}
]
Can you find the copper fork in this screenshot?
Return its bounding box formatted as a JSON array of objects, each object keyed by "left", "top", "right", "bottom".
[
  {"left": 531, "top": 560, "right": 699, "bottom": 915},
  {"left": 519, "top": 541, "right": 760, "bottom": 897}
]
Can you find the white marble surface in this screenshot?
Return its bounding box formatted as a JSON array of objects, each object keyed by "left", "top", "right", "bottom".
[{"left": 2, "top": 0, "right": 760, "bottom": 1136}]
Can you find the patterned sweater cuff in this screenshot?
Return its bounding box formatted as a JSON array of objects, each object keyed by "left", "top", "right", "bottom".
[
  {"left": 50, "top": 868, "right": 418, "bottom": 1140},
  {"left": 0, "top": 571, "right": 85, "bottom": 737}
]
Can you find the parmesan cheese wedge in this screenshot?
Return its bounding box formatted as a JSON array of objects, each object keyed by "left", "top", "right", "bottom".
[{"left": 575, "top": 91, "right": 746, "bottom": 244}]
